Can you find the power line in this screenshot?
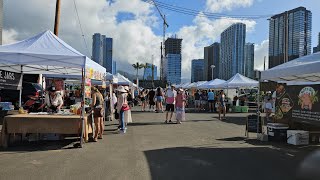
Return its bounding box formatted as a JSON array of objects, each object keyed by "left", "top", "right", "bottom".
[
  {"left": 73, "top": 0, "right": 90, "bottom": 56},
  {"left": 145, "top": 0, "right": 272, "bottom": 20}
]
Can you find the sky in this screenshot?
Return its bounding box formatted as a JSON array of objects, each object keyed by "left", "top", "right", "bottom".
[{"left": 2, "top": 0, "right": 320, "bottom": 82}]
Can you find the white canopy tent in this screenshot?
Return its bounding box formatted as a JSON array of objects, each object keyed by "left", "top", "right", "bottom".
[
  {"left": 215, "top": 73, "right": 258, "bottom": 89},
  {"left": 198, "top": 79, "right": 226, "bottom": 89},
  {"left": 0, "top": 30, "right": 105, "bottom": 77},
  {"left": 261, "top": 52, "right": 320, "bottom": 82},
  {"left": 114, "top": 73, "right": 137, "bottom": 87},
  {"left": 185, "top": 81, "right": 207, "bottom": 89},
  {"left": 0, "top": 30, "right": 106, "bottom": 147}
]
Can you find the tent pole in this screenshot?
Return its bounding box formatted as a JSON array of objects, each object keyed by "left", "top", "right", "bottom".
[
  {"left": 19, "top": 65, "right": 24, "bottom": 108},
  {"left": 80, "top": 67, "right": 85, "bottom": 147},
  {"left": 257, "top": 79, "right": 261, "bottom": 139},
  {"left": 109, "top": 81, "right": 114, "bottom": 121}
]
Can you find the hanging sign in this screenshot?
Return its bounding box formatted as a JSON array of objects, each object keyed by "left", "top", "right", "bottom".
[{"left": 0, "top": 70, "right": 22, "bottom": 90}]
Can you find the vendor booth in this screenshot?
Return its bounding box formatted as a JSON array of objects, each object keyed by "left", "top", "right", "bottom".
[
  {"left": 257, "top": 52, "right": 320, "bottom": 145},
  {"left": 0, "top": 30, "right": 106, "bottom": 148},
  {"left": 215, "top": 73, "right": 258, "bottom": 113},
  {"left": 198, "top": 79, "right": 226, "bottom": 89}
]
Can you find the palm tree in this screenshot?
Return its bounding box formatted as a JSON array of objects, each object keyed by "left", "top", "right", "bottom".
[
  {"left": 132, "top": 62, "right": 144, "bottom": 79},
  {"left": 132, "top": 62, "right": 144, "bottom": 89}
]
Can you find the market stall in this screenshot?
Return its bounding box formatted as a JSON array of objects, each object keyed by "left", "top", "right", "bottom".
[
  {"left": 214, "top": 73, "right": 258, "bottom": 113},
  {"left": 198, "top": 79, "right": 226, "bottom": 89},
  {"left": 260, "top": 52, "right": 320, "bottom": 145},
  {"left": 0, "top": 30, "right": 106, "bottom": 147}
]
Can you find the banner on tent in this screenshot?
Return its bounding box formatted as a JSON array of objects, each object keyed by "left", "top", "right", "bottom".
[
  {"left": 86, "top": 68, "right": 104, "bottom": 80},
  {"left": 0, "top": 70, "right": 22, "bottom": 90},
  {"left": 274, "top": 84, "right": 320, "bottom": 125}
]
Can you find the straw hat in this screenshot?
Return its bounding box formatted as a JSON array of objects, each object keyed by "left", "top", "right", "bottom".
[
  {"left": 178, "top": 88, "right": 184, "bottom": 92},
  {"left": 116, "top": 86, "right": 127, "bottom": 93}
]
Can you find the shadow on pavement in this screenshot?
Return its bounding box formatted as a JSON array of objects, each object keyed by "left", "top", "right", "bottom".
[
  {"left": 0, "top": 138, "right": 80, "bottom": 152},
  {"left": 144, "top": 146, "right": 311, "bottom": 180},
  {"left": 216, "top": 136, "right": 247, "bottom": 141},
  {"left": 220, "top": 116, "right": 247, "bottom": 125}
]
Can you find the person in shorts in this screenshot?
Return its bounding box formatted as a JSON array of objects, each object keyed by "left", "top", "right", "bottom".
[
  {"left": 207, "top": 89, "right": 215, "bottom": 112},
  {"left": 194, "top": 90, "right": 201, "bottom": 111},
  {"left": 165, "top": 85, "right": 177, "bottom": 123}
]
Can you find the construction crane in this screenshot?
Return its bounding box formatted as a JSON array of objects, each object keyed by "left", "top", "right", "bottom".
[{"left": 150, "top": 0, "right": 169, "bottom": 81}]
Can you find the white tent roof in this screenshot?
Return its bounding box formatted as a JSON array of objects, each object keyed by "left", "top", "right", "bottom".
[
  {"left": 261, "top": 52, "right": 320, "bottom": 82},
  {"left": 180, "top": 82, "right": 191, "bottom": 89},
  {"left": 186, "top": 81, "right": 207, "bottom": 89},
  {"left": 115, "top": 73, "right": 137, "bottom": 87},
  {"left": 215, "top": 73, "right": 258, "bottom": 89},
  {"left": 0, "top": 30, "right": 105, "bottom": 78},
  {"left": 198, "top": 79, "right": 226, "bottom": 89}
]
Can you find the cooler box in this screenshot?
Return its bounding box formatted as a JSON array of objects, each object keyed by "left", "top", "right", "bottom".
[
  {"left": 241, "top": 106, "right": 249, "bottom": 113},
  {"left": 287, "top": 130, "right": 309, "bottom": 145},
  {"left": 233, "top": 106, "right": 241, "bottom": 113},
  {"left": 267, "top": 123, "right": 289, "bottom": 142}
]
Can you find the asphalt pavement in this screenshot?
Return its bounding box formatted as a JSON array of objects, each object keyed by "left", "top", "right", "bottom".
[{"left": 0, "top": 108, "right": 318, "bottom": 180}]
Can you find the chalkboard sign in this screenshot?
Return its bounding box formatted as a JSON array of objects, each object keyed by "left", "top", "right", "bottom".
[{"left": 246, "top": 115, "right": 262, "bottom": 133}]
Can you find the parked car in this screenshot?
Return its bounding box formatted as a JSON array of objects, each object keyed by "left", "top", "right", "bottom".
[{"left": 0, "top": 82, "right": 43, "bottom": 109}]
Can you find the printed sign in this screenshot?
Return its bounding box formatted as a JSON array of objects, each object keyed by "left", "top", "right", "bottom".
[
  {"left": 274, "top": 84, "right": 320, "bottom": 124},
  {"left": 0, "top": 70, "right": 22, "bottom": 90}
]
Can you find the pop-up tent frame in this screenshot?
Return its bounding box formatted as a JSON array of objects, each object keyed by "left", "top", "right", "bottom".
[{"left": 0, "top": 30, "right": 106, "bottom": 147}]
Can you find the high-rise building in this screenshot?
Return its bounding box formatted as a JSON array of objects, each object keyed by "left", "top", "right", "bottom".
[
  {"left": 244, "top": 43, "right": 255, "bottom": 79},
  {"left": 269, "top": 7, "right": 312, "bottom": 68},
  {"left": 0, "top": 0, "right": 2, "bottom": 45},
  {"left": 92, "top": 33, "right": 114, "bottom": 72},
  {"left": 220, "top": 23, "right": 246, "bottom": 80},
  {"left": 104, "top": 38, "right": 113, "bottom": 73},
  {"left": 92, "top": 33, "right": 104, "bottom": 65},
  {"left": 204, "top": 43, "right": 220, "bottom": 81},
  {"left": 143, "top": 63, "right": 158, "bottom": 80},
  {"left": 164, "top": 37, "right": 182, "bottom": 84},
  {"left": 191, "top": 59, "right": 204, "bottom": 83},
  {"left": 112, "top": 61, "right": 117, "bottom": 74},
  {"left": 313, "top": 32, "right": 320, "bottom": 53}
]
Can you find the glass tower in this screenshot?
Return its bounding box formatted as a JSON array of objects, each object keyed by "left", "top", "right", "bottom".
[
  {"left": 191, "top": 59, "right": 204, "bottom": 83},
  {"left": 92, "top": 33, "right": 114, "bottom": 73},
  {"left": 269, "top": 7, "right": 312, "bottom": 68},
  {"left": 220, "top": 23, "right": 246, "bottom": 80},
  {"left": 204, "top": 43, "right": 220, "bottom": 81},
  {"left": 143, "top": 63, "right": 158, "bottom": 80},
  {"left": 164, "top": 37, "right": 182, "bottom": 84},
  {"left": 244, "top": 43, "right": 255, "bottom": 79}
]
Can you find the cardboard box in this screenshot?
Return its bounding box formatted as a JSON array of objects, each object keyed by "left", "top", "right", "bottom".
[{"left": 287, "top": 130, "right": 309, "bottom": 145}]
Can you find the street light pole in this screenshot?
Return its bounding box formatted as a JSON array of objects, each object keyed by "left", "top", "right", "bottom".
[{"left": 210, "top": 65, "right": 215, "bottom": 80}]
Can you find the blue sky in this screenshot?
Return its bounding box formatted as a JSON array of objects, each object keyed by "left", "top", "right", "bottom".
[{"left": 149, "top": 0, "right": 320, "bottom": 48}]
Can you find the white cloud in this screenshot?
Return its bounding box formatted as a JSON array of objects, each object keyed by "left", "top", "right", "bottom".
[
  {"left": 254, "top": 39, "right": 268, "bottom": 70},
  {"left": 2, "top": 29, "right": 19, "bottom": 44},
  {"left": 3, "top": 0, "right": 160, "bottom": 74},
  {"left": 206, "top": 0, "right": 254, "bottom": 12},
  {"left": 3, "top": 0, "right": 258, "bottom": 80},
  {"left": 176, "top": 13, "right": 256, "bottom": 78}
]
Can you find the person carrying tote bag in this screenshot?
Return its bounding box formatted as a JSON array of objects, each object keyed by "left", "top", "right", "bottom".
[{"left": 116, "top": 86, "right": 130, "bottom": 133}]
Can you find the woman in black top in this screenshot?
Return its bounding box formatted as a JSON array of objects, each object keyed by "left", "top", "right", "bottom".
[
  {"left": 91, "top": 86, "right": 104, "bottom": 142},
  {"left": 156, "top": 87, "right": 164, "bottom": 112}
]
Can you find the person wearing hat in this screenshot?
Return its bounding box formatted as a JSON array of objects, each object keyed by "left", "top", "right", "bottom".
[
  {"left": 116, "top": 86, "right": 130, "bottom": 133},
  {"left": 164, "top": 84, "right": 177, "bottom": 123},
  {"left": 175, "top": 88, "right": 186, "bottom": 124},
  {"left": 91, "top": 86, "right": 104, "bottom": 141},
  {"left": 38, "top": 86, "right": 63, "bottom": 112}
]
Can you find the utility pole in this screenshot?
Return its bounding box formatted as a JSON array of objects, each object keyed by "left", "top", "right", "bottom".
[
  {"left": 54, "top": 0, "right": 61, "bottom": 36},
  {"left": 150, "top": 0, "right": 168, "bottom": 81},
  {"left": 263, "top": 56, "right": 266, "bottom": 71},
  {"left": 151, "top": 55, "right": 155, "bottom": 88}
]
